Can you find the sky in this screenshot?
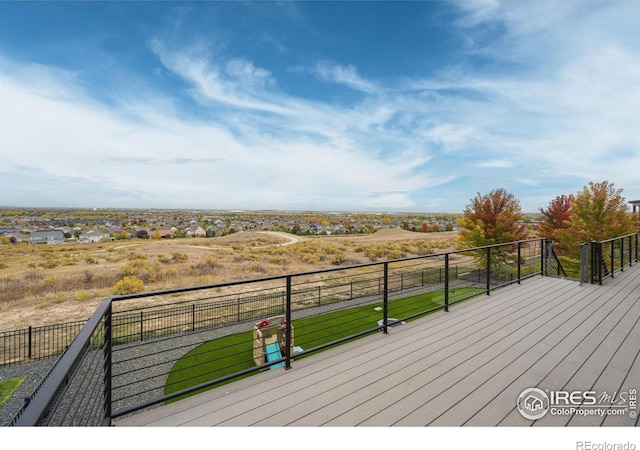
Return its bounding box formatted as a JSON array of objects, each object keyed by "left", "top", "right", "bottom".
[{"left": 0, "top": 0, "right": 639, "bottom": 214}]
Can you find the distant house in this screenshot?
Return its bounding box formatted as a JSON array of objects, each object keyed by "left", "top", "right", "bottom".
[
  {"left": 5, "top": 232, "right": 29, "bottom": 243},
  {"left": 78, "top": 230, "right": 111, "bottom": 243},
  {"left": 29, "top": 230, "right": 64, "bottom": 245},
  {"left": 187, "top": 225, "right": 206, "bottom": 238}
]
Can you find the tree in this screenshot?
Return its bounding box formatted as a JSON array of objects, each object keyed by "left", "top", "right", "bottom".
[
  {"left": 557, "top": 181, "right": 635, "bottom": 258},
  {"left": 458, "top": 188, "right": 528, "bottom": 251},
  {"left": 538, "top": 194, "right": 574, "bottom": 254},
  {"left": 458, "top": 189, "right": 529, "bottom": 269}
]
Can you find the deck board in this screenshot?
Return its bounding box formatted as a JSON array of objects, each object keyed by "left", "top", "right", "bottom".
[{"left": 116, "top": 267, "right": 640, "bottom": 427}]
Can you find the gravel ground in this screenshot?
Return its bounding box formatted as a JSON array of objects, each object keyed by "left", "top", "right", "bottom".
[
  {"left": 0, "top": 358, "right": 57, "bottom": 426},
  {"left": 0, "top": 283, "right": 468, "bottom": 426}
]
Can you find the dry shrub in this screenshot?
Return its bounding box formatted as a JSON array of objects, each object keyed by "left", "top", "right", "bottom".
[
  {"left": 268, "top": 256, "right": 289, "bottom": 266},
  {"left": 113, "top": 276, "right": 145, "bottom": 295},
  {"left": 190, "top": 258, "right": 219, "bottom": 276},
  {"left": 171, "top": 252, "right": 188, "bottom": 262},
  {"left": 243, "top": 263, "right": 266, "bottom": 274},
  {"left": 75, "top": 291, "right": 91, "bottom": 301}
]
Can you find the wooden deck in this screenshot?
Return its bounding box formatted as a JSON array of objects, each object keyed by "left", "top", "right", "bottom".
[{"left": 117, "top": 267, "right": 640, "bottom": 427}]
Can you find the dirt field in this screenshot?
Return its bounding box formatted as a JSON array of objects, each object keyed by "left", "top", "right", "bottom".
[{"left": 0, "top": 228, "right": 458, "bottom": 330}]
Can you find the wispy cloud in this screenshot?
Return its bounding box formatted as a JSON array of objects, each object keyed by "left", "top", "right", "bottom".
[
  {"left": 312, "top": 61, "right": 378, "bottom": 93},
  {"left": 1, "top": 1, "right": 638, "bottom": 212}
]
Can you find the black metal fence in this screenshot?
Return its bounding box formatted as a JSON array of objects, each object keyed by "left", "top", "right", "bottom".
[
  {"left": 1, "top": 266, "right": 460, "bottom": 365},
  {"left": 0, "top": 321, "right": 87, "bottom": 366},
  {"left": 10, "top": 238, "right": 547, "bottom": 426}
]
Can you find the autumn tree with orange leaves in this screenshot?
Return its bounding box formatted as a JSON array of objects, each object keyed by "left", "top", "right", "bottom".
[
  {"left": 555, "top": 181, "right": 635, "bottom": 258},
  {"left": 458, "top": 188, "right": 529, "bottom": 263},
  {"left": 538, "top": 194, "right": 574, "bottom": 254}
]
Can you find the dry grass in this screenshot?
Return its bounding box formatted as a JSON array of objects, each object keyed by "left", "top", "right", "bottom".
[{"left": 0, "top": 229, "right": 458, "bottom": 330}]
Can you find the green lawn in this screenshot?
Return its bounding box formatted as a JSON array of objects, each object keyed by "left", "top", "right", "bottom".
[
  {"left": 164, "top": 287, "right": 483, "bottom": 402},
  {"left": 0, "top": 377, "right": 25, "bottom": 407}
]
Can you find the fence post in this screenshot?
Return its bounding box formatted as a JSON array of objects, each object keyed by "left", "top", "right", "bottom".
[
  {"left": 28, "top": 326, "right": 32, "bottom": 360},
  {"left": 610, "top": 240, "right": 615, "bottom": 278},
  {"left": 103, "top": 303, "right": 112, "bottom": 426},
  {"left": 383, "top": 262, "right": 389, "bottom": 334},
  {"left": 621, "top": 237, "right": 625, "bottom": 272},
  {"left": 285, "top": 276, "right": 292, "bottom": 370},
  {"left": 192, "top": 304, "right": 196, "bottom": 332},
  {"left": 517, "top": 242, "right": 522, "bottom": 284},
  {"left": 486, "top": 247, "right": 491, "bottom": 295},
  {"left": 140, "top": 311, "right": 143, "bottom": 342},
  {"left": 444, "top": 254, "right": 449, "bottom": 312}
]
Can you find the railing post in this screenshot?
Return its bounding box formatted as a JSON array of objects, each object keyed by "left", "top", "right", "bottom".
[
  {"left": 486, "top": 247, "right": 491, "bottom": 295},
  {"left": 103, "top": 303, "right": 112, "bottom": 426},
  {"left": 383, "top": 262, "right": 389, "bottom": 334},
  {"left": 444, "top": 254, "right": 449, "bottom": 312},
  {"left": 285, "top": 276, "right": 292, "bottom": 370},
  {"left": 621, "top": 237, "right": 625, "bottom": 272},
  {"left": 517, "top": 242, "right": 522, "bottom": 284},
  {"left": 139, "top": 311, "right": 143, "bottom": 342},
  {"left": 610, "top": 240, "right": 615, "bottom": 278},
  {"left": 192, "top": 303, "right": 196, "bottom": 332},
  {"left": 28, "top": 326, "right": 32, "bottom": 360}
]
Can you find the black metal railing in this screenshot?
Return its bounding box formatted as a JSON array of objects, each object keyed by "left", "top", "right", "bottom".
[
  {"left": 2, "top": 265, "right": 463, "bottom": 365},
  {"left": 10, "top": 238, "right": 547, "bottom": 426},
  {"left": 0, "top": 321, "right": 87, "bottom": 366},
  {"left": 543, "top": 239, "right": 567, "bottom": 278},
  {"left": 587, "top": 233, "right": 639, "bottom": 285}
]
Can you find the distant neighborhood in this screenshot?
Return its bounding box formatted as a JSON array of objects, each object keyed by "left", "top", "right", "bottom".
[{"left": 0, "top": 208, "right": 467, "bottom": 245}]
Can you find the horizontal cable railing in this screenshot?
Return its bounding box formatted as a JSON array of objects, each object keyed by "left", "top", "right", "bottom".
[
  {"left": 10, "top": 238, "right": 547, "bottom": 426},
  {"left": 588, "top": 233, "right": 639, "bottom": 285}
]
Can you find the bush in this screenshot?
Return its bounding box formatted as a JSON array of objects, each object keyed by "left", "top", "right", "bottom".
[
  {"left": 75, "top": 291, "right": 91, "bottom": 301},
  {"left": 113, "top": 276, "right": 145, "bottom": 295},
  {"left": 172, "top": 252, "right": 188, "bottom": 262}
]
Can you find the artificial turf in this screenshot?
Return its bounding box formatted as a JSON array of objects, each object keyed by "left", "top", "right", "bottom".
[
  {"left": 164, "top": 287, "right": 482, "bottom": 401},
  {"left": 0, "top": 377, "right": 25, "bottom": 407}
]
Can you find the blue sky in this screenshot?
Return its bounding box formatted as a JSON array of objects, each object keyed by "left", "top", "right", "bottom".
[{"left": 1, "top": 1, "right": 639, "bottom": 213}]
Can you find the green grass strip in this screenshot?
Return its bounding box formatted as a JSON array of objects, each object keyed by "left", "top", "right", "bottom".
[
  {"left": 164, "top": 287, "right": 483, "bottom": 402},
  {"left": 0, "top": 377, "right": 26, "bottom": 407}
]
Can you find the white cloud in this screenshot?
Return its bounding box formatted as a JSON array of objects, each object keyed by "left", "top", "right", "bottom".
[
  {"left": 477, "top": 159, "right": 513, "bottom": 169},
  {"left": 312, "top": 61, "right": 378, "bottom": 94},
  {"left": 2, "top": 1, "right": 639, "bottom": 211},
  {"left": 0, "top": 49, "right": 444, "bottom": 210}
]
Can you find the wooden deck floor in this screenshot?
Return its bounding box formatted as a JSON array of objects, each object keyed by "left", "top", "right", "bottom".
[{"left": 117, "top": 267, "right": 640, "bottom": 427}]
